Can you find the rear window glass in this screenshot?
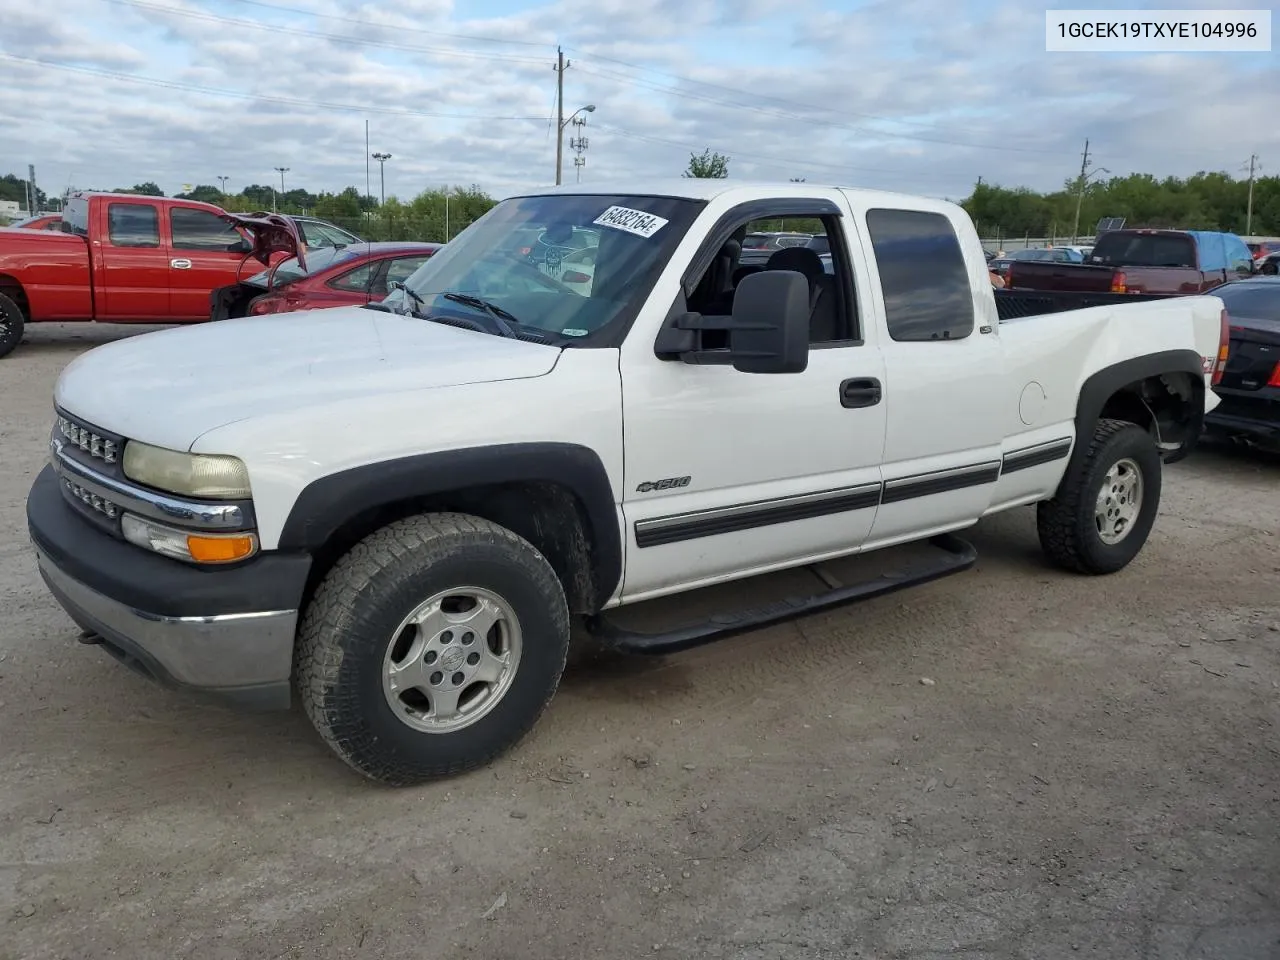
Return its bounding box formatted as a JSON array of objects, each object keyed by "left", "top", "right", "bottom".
[
  {"left": 866, "top": 208, "right": 974, "bottom": 342},
  {"left": 1214, "top": 283, "right": 1280, "bottom": 322},
  {"left": 1089, "top": 233, "right": 1196, "bottom": 268},
  {"left": 271, "top": 246, "right": 361, "bottom": 286},
  {"left": 63, "top": 199, "right": 89, "bottom": 237}
]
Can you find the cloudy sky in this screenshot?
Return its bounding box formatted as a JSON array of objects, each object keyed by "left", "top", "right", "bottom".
[{"left": 0, "top": 0, "right": 1275, "bottom": 203}]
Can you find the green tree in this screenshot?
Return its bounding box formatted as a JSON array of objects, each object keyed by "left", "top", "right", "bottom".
[
  {"left": 683, "top": 149, "right": 729, "bottom": 179},
  {"left": 120, "top": 181, "right": 164, "bottom": 196},
  {"left": 174, "top": 184, "right": 225, "bottom": 204},
  {"left": 0, "top": 173, "right": 45, "bottom": 209}
]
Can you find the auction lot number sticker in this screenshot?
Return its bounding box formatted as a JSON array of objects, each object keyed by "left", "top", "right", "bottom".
[
  {"left": 593, "top": 206, "right": 670, "bottom": 238},
  {"left": 1046, "top": 9, "right": 1271, "bottom": 51}
]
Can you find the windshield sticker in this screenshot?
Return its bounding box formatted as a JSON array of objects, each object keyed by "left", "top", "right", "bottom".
[{"left": 592, "top": 206, "right": 669, "bottom": 238}]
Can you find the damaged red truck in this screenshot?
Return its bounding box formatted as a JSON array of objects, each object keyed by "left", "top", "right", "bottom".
[{"left": 0, "top": 192, "right": 300, "bottom": 358}]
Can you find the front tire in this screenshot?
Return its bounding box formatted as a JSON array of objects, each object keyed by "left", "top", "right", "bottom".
[
  {"left": 0, "top": 291, "right": 25, "bottom": 359},
  {"left": 295, "top": 512, "right": 570, "bottom": 785},
  {"left": 1037, "top": 418, "right": 1162, "bottom": 575}
]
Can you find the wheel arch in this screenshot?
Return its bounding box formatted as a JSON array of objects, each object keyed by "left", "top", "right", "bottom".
[
  {"left": 0, "top": 274, "right": 30, "bottom": 316},
  {"left": 1068, "top": 350, "right": 1205, "bottom": 485},
  {"left": 278, "top": 443, "right": 623, "bottom": 617}
]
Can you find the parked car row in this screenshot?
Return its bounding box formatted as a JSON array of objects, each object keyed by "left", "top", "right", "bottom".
[
  {"left": 0, "top": 191, "right": 380, "bottom": 358},
  {"left": 10, "top": 208, "right": 361, "bottom": 250}
]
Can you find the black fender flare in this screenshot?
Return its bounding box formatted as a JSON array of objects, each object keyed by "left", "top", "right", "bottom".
[
  {"left": 277, "top": 442, "right": 623, "bottom": 607},
  {"left": 1069, "top": 349, "right": 1205, "bottom": 475}
]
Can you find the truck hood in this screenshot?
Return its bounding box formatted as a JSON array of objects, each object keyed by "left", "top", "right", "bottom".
[{"left": 54, "top": 306, "right": 562, "bottom": 450}]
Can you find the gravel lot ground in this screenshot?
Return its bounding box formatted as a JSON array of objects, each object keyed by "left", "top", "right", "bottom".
[{"left": 2, "top": 325, "right": 1278, "bottom": 960}]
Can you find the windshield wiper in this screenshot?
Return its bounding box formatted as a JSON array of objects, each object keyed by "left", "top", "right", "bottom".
[{"left": 440, "top": 292, "right": 523, "bottom": 338}]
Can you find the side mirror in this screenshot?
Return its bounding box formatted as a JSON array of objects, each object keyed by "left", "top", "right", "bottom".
[
  {"left": 727, "top": 270, "right": 810, "bottom": 373},
  {"left": 653, "top": 270, "right": 810, "bottom": 372}
]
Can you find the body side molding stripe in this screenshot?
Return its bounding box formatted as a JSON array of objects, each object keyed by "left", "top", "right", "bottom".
[
  {"left": 634, "top": 482, "right": 881, "bottom": 548},
  {"left": 879, "top": 460, "right": 1002, "bottom": 504},
  {"left": 1000, "top": 437, "right": 1074, "bottom": 474}
]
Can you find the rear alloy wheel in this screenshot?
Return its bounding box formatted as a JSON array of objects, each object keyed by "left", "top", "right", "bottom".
[
  {"left": 1037, "top": 418, "right": 1162, "bottom": 575},
  {"left": 0, "top": 291, "right": 25, "bottom": 359}
]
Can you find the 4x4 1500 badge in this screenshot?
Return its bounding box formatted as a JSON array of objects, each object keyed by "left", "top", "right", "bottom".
[{"left": 636, "top": 476, "right": 691, "bottom": 493}]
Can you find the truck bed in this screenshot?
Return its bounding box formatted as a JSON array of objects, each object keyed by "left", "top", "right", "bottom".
[
  {"left": 994, "top": 288, "right": 1171, "bottom": 321},
  {"left": 1006, "top": 260, "right": 1117, "bottom": 292}
]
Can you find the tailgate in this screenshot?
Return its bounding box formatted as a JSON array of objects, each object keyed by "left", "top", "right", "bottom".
[{"left": 1007, "top": 261, "right": 1114, "bottom": 292}]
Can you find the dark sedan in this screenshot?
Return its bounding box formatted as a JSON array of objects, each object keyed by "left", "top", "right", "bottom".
[{"left": 1205, "top": 277, "right": 1280, "bottom": 451}]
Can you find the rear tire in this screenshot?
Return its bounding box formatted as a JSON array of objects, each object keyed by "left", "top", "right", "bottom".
[
  {"left": 0, "top": 291, "right": 25, "bottom": 359},
  {"left": 1037, "top": 418, "right": 1162, "bottom": 575},
  {"left": 295, "top": 512, "right": 571, "bottom": 785}
]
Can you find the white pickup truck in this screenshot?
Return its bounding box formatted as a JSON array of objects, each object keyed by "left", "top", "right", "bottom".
[{"left": 28, "top": 180, "right": 1230, "bottom": 785}]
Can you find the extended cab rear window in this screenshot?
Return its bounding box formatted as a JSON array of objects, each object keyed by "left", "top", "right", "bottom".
[
  {"left": 1089, "top": 233, "right": 1196, "bottom": 268},
  {"left": 866, "top": 208, "right": 974, "bottom": 342}
]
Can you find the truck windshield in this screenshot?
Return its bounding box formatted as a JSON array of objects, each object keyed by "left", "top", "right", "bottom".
[
  {"left": 1089, "top": 233, "right": 1196, "bottom": 268},
  {"left": 387, "top": 193, "right": 704, "bottom": 344}
]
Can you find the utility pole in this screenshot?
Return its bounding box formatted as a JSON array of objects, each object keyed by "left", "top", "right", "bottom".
[
  {"left": 1071, "top": 140, "right": 1091, "bottom": 242},
  {"left": 372, "top": 152, "right": 391, "bottom": 206},
  {"left": 554, "top": 46, "right": 567, "bottom": 185},
  {"left": 1244, "top": 154, "right": 1260, "bottom": 235},
  {"left": 217, "top": 176, "right": 229, "bottom": 195},
  {"left": 1071, "top": 140, "right": 1108, "bottom": 242},
  {"left": 28, "top": 163, "right": 37, "bottom": 213}
]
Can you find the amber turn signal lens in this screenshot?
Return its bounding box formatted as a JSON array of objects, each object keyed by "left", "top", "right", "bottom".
[{"left": 186, "top": 533, "right": 256, "bottom": 563}]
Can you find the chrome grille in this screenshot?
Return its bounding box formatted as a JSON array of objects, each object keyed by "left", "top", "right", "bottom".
[
  {"left": 60, "top": 475, "right": 121, "bottom": 520},
  {"left": 56, "top": 414, "right": 119, "bottom": 464}
]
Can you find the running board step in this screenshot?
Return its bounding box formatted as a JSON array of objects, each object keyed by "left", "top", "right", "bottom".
[{"left": 584, "top": 533, "right": 978, "bottom": 656}]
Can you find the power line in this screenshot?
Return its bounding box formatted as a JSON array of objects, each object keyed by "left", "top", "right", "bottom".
[
  {"left": 568, "top": 47, "right": 1040, "bottom": 137},
  {"left": 1, "top": 54, "right": 551, "bottom": 122},
  {"left": 593, "top": 122, "right": 954, "bottom": 187},
  {"left": 569, "top": 50, "right": 1066, "bottom": 154},
  {"left": 99, "top": 0, "right": 549, "bottom": 66},
  {"left": 573, "top": 63, "right": 1059, "bottom": 156},
  {"left": 225, "top": 0, "right": 549, "bottom": 47}
]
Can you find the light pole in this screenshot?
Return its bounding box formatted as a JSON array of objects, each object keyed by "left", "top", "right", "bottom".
[
  {"left": 372, "top": 152, "right": 391, "bottom": 206},
  {"left": 273, "top": 166, "right": 289, "bottom": 211},
  {"left": 556, "top": 104, "right": 595, "bottom": 185},
  {"left": 217, "top": 175, "right": 229, "bottom": 195}
]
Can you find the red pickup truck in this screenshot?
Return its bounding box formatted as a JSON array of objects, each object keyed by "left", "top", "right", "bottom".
[
  {"left": 1006, "top": 228, "right": 1255, "bottom": 297},
  {"left": 0, "top": 192, "right": 300, "bottom": 358}
]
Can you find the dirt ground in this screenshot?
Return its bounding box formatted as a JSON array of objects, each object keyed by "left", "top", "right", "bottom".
[{"left": 2, "top": 324, "right": 1278, "bottom": 960}]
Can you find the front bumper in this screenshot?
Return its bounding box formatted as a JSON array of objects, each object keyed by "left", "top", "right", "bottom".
[{"left": 28, "top": 464, "right": 311, "bottom": 710}]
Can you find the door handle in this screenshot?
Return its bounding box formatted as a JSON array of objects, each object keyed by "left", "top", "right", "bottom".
[
  {"left": 840, "top": 377, "right": 881, "bottom": 408},
  {"left": 170, "top": 258, "right": 192, "bottom": 269}
]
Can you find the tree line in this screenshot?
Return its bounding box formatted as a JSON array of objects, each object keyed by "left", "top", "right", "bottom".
[
  {"left": 681, "top": 151, "right": 1279, "bottom": 239},
  {"left": 7, "top": 158, "right": 1278, "bottom": 240}
]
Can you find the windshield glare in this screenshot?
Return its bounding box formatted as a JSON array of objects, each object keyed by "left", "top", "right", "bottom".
[{"left": 389, "top": 194, "right": 703, "bottom": 342}]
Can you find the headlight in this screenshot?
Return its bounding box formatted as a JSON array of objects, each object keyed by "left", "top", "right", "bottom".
[
  {"left": 122, "top": 441, "right": 251, "bottom": 499},
  {"left": 122, "top": 514, "right": 258, "bottom": 564}
]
